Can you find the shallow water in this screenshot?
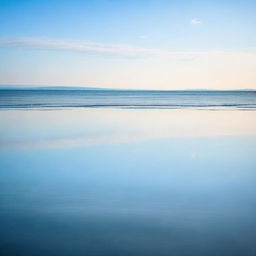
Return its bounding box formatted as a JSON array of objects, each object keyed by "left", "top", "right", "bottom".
[{"left": 0, "top": 108, "right": 256, "bottom": 256}]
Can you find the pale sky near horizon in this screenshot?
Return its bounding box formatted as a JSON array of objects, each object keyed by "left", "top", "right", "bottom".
[{"left": 0, "top": 0, "right": 255, "bottom": 90}]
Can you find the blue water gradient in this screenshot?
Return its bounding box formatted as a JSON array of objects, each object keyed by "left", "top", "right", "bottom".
[{"left": 0, "top": 109, "right": 256, "bottom": 256}]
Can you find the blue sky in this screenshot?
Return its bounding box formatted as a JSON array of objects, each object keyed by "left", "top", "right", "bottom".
[{"left": 0, "top": 0, "right": 256, "bottom": 89}]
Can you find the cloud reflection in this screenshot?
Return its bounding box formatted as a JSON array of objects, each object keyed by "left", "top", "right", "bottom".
[{"left": 0, "top": 109, "right": 256, "bottom": 150}]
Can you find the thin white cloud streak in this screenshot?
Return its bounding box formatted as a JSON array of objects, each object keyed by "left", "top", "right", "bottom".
[
  {"left": 190, "top": 19, "right": 201, "bottom": 25},
  {"left": 0, "top": 37, "right": 208, "bottom": 58},
  {"left": 138, "top": 35, "right": 147, "bottom": 39}
]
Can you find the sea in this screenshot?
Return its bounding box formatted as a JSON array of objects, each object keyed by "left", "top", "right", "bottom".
[
  {"left": 0, "top": 88, "right": 256, "bottom": 256},
  {"left": 0, "top": 89, "right": 256, "bottom": 109}
]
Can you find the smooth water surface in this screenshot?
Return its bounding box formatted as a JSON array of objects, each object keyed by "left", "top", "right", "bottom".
[{"left": 0, "top": 108, "right": 256, "bottom": 256}]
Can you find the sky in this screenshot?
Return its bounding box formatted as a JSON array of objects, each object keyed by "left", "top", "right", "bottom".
[{"left": 0, "top": 0, "right": 255, "bottom": 90}]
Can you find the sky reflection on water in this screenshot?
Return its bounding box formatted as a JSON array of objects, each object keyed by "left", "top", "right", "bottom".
[{"left": 0, "top": 109, "right": 256, "bottom": 256}]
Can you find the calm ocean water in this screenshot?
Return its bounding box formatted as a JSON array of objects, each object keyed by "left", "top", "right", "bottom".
[
  {"left": 0, "top": 89, "right": 256, "bottom": 109},
  {"left": 0, "top": 91, "right": 256, "bottom": 255}
]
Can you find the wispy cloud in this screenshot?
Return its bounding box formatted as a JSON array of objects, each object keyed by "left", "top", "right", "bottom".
[
  {"left": 0, "top": 36, "right": 208, "bottom": 58},
  {"left": 138, "top": 35, "right": 147, "bottom": 39},
  {"left": 190, "top": 18, "right": 201, "bottom": 25}
]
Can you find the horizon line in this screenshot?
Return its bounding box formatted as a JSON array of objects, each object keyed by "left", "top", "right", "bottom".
[{"left": 0, "top": 84, "right": 255, "bottom": 92}]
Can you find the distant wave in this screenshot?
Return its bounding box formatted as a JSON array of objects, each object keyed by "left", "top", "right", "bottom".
[
  {"left": 1, "top": 104, "right": 256, "bottom": 110},
  {"left": 0, "top": 90, "right": 255, "bottom": 110}
]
